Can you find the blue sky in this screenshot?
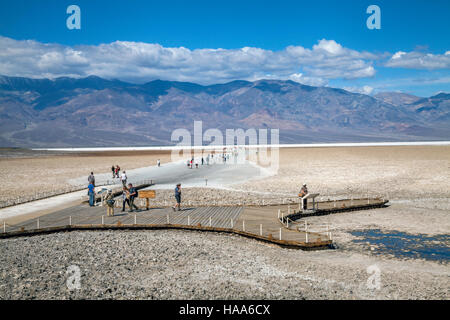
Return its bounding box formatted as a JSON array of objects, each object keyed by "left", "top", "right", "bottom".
[{"left": 0, "top": 0, "right": 449, "bottom": 96}]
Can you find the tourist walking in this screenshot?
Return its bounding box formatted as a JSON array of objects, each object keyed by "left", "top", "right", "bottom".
[
  {"left": 157, "top": 159, "right": 161, "bottom": 167},
  {"left": 88, "top": 182, "right": 95, "bottom": 207},
  {"left": 111, "top": 165, "right": 115, "bottom": 178},
  {"left": 104, "top": 189, "right": 115, "bottom": 216},
  {"left": 122, "top": 186, "right": 130, "bottom": 212},
  {"left": 121, "top": 170, "right": 127, "bottom": 187},
  {"left": 127, "top": 183, "right": 139, "bottom": 212},
  {"left": 172, "top": 183, "right": 182, "bottom": 211},
  {"left": 88, "top": 172, "right": 95, "bottom": 187}
]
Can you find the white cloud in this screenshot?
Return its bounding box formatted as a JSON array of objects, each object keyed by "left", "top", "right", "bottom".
[
  {"left": 386, "top": 50, "right": 450, "bottom": 69},
  {"left": 343, "top": 85, "right": 374, "bottom": 95},
  {"left": 0, "top": 36, "right": 378, "bottom": 85}
]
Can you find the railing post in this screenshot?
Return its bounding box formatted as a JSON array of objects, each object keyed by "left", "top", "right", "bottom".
[
  {"left": 167, "top": 215, "right": 170, "bottom": 224},
  {"left": 231, "top": 218, "right": 233, "bottom": 228},
  {"left": 134, "top": 214, "right": 137, "bottom": 225},
  {"left": 260, "top": 224, "right": 262, "bottom": 236},
  {"left": 306, "top": 232, "right": 308, "bottom": 243},
  {"left": 3, "top": 221, "right": 5, "bottom": 233},
  {"left": 188, "top": 216, "right": 190, "bottom": 226},
  {"left": 69, "top": 216, "right": 72, "bottom": 226},
  {"left": 243, "top": 220, "right": 245, "bottom": 231},
  {"left": 279, "top": 228, "right": 282, "bottom": 240},
  {"left": 278, "top": 209, "right": 280, "bottom": 219},
  {"left": 209, "top": 217, "right": 212, "bottom": 227},
  {"left": 102, "top": 216, "right": 104, "bottom": 225},
  {"left": 37, "top": 218, "right": 39, "bottom": 229}
]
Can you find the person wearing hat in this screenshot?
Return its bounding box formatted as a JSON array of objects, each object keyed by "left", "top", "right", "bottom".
[
  {"left": 298, "top": 183, "right": 308, "bottom": 210},
  {"left": 172, "top": 183, "right": 182, "bottom": 211},
  {"left": 104, "top": 189, "right": 115, "bottom": 216}
]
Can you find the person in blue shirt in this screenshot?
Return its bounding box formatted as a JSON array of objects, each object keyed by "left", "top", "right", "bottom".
[
  {"left": 172, "top": 183, "right": 182, "bottom": 211},
  {"left": 88, "top": 182, "right": 95, "bottom": 207}
]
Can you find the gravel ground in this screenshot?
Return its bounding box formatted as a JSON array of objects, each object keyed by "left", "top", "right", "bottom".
[{"left": 0, "top": 230, "right": 448, "bottom": 300}]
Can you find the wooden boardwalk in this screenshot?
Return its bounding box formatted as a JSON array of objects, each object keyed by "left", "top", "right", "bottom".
[
  {"left": 1, "top": 198, "right": 387, "bottom": 249},
  {"left": 5, "top": 205, "right": 243, "bottom": 232}
]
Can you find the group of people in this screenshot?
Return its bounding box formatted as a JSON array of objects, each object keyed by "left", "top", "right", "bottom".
[
  {"left": 87, "top": 170, "right": 137, "bottom": 213},
  {"left": 121, "top": 184, "right": 139, "bottom": 213},
  {"left": 186, "top": 153, "right": 237, "bottom": 169},
  {"left": 102, "top": 183, "right": 140, "bottom": 216},
  {"left": 111, "top": 165, "right": 121, "bottom": 178}
]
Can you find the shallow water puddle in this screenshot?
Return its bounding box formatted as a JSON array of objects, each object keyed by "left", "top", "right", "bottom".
[{"left": 351, "top": 229, "right": 450, "bottom": 262}]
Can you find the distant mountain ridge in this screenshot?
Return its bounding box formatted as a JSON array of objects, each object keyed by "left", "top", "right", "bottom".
[{"left": 0, "top": 75, "right": 448, "bottom": 147}]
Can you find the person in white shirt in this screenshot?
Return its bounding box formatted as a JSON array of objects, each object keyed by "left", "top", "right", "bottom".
[{"left": 121, "top": 171, "right": 127, "bottom": 187}]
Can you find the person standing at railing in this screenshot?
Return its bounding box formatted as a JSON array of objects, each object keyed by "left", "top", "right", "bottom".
[
  {"left": 298, "top": 183, "right": 308, "bottom": 209},
  {"left": 88, "top": 182, "right": 95, "bottom": 207}
]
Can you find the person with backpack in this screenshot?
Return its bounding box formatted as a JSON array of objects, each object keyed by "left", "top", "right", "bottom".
[
  {"left": 104, "top": 189, "right": 115, "bottom": 216},
  {"left": 127, "top": 183, "right": 139, "bottom": 212}
]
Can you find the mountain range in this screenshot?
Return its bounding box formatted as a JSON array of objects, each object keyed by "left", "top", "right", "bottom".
[{"left": 0, "top": 75, "right": 449, "bottom": 147}]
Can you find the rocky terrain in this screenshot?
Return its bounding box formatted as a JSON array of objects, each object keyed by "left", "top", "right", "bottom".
[{"left": 0, "top": 230, "right": 448, "bottom": 300}]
